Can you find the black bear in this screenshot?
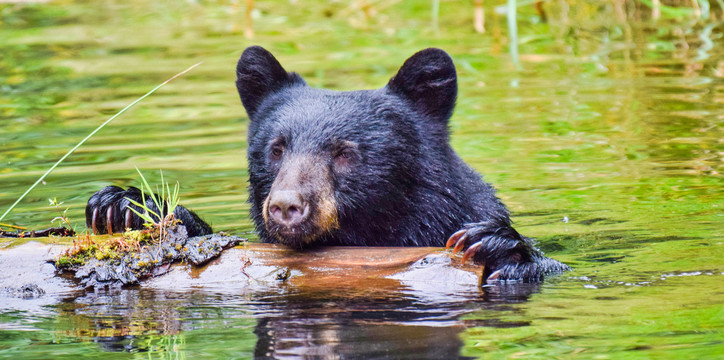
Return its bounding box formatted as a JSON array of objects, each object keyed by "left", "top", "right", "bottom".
[{"left": 87, "top": 46, "right": 569, "bottom": 282}]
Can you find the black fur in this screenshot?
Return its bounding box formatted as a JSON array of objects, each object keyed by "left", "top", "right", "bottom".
[
  {"left": 86, "top": 46, "right": 569, "bottom": 282},
  {"left": 85, "top": 186, "right": 211, "bottom": 237},
  {"left": 236, "top": 45, "right": 306, "bottom": 119}
]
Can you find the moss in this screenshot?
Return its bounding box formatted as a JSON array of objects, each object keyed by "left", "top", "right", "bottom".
[
  {"left": 124, "top": 229, "right": 155, "bottom": 245},
  {"left": 55, "top": 254, "right": 86, "bottom": 269},
  {"left": 94, "top": 245, "right": 121, "bottom": 261},
  {"left": 54, "top": 227, "right": 162, "bottom": 268}
]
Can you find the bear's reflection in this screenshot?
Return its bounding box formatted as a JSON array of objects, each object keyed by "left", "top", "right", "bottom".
[{"left": 55, "top": 281, "right": 541, "bottom": 358}]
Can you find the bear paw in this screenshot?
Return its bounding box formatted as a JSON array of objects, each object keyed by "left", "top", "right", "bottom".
[
  {"left": 85, "top": 186, "right": 212, "bottom": 237},
  {"left": 445, "top": 221, "right": 568, "bottom": 283}
]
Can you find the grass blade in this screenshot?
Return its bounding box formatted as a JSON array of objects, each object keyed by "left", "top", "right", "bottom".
[
  {"left": 0, "top": 62, "right": 203, "bottom": 223},
  {"left": 125, "top": 197, "right": 159, "bottom": 221},
  {"left": 125, "top": 198, "right": 157, "bottom": 224},
  {"left": 135, "top": 167, "right": 163, "bottom": 220}
]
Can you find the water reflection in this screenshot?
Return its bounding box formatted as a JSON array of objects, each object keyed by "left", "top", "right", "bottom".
[
  {"left": 0, "top": 242, "right": 545, "bottom": 358},
  {"left": 47, "top": 282, "right": 542, "bottom": 358},
  {"left": 1, "top": 1, "right": 722, "bottom": 358}
]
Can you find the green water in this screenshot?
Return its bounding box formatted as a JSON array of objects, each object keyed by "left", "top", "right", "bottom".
[{"left": 1, "top": 1, "right": 722, "bottom": 358}]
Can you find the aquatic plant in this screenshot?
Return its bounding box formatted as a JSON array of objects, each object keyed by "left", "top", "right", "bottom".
[
  {"left": 124, "top": 168, "right": 182, "bottom": 244},
  {"left": 48, "top": 197, "right": 72, "bottom": 230},
  {"left": 56, "top": 169, "right": 185, "bottom": 267}
]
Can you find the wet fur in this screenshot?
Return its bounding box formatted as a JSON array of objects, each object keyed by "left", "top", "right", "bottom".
[{"left": 87, "top": 46, "right": 570, "bottom": 282}]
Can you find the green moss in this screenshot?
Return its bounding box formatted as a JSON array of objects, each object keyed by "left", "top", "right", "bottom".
[
  {"left": 54, "top": 254, "right": 86, "bottom": 268},
  {"left": 124, "top": 229, "right": 154, "bottom": 245},
  {"left": 94, "top": 245, "right": 121, "bottom": 261},
  {"left": 54, "top": 227, "right": 161, "bottom": 268}
]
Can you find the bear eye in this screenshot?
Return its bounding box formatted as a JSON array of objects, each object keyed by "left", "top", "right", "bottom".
[
  {"left": 332, "top": 140, "right": 358, "bottom": 170},
  {"left": 334, "top": 148, "right": 356, "bottom": 167},
  {"left": 270, "top": 145, "right": 284, "bottom": 160}
]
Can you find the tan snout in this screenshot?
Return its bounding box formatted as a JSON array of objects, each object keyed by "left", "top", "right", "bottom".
[{"left": 263, "top": 154, "right": 339, "bottom": 244}]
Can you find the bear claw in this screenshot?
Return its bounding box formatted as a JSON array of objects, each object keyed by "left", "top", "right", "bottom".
[
  {"left": 452, "top": 233, "right": 468, "bottom": 254},
  {"left": 125, "top": 208, "right": 132, "bottom": 231},
  {"left": 91, "top": 207, "right": 99, "bottom": 234},
  {"left": 445, "top": 229, "right": 467, "bottom": 250},
  {"left": 445, "top": 228, "right": 483, "bottom": 265},
  {"left": 461, "top": 241, "right": 482, "bottom": 264},
  {"left": 106, "top": 206, "right": 114, "bottom": 234}
]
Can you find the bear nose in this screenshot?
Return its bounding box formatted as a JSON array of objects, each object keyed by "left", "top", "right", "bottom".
[{"left": 268, "top": 190, "right": 309, "bottom": 226}]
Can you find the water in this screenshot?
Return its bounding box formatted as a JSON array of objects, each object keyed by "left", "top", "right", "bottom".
[{"left": 1, "top": 1, "right": 722, "bottom": 358}]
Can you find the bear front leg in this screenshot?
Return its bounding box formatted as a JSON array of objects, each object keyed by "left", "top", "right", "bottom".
[
  {"left": 446, "top": 220, "right": 570, "bottom": 283},
  {"left": 85, "top": 186, "right": 212, "bottom": 237}
]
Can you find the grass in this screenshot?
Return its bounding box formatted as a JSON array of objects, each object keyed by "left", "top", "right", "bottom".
[
  {"left": 56, "top": 169, "right": 186, "bottom": 267},
  {"left": 124, "top": 167, "right": 182, "bottom": 243},
  {"left": 0, "top": 62, "right": 202, "bottom": 224},
  {"left": 49, "top": 197, "right": 72, "bottom": 230}
]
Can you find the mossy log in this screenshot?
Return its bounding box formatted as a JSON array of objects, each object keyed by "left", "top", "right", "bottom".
[{"left": 1, "top": 235, "right": 484, "bottom": 296}]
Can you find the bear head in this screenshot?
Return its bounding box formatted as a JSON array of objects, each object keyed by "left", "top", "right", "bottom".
[{"left": 236, "top": 46, "right": 457, "bottom": 247}]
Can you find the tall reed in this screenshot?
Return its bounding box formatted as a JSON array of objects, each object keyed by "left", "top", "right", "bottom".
[{"left": 0, "top": 62, "right": 203, "bottom": 223}]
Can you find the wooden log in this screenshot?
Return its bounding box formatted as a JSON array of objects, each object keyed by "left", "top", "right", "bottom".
[{"left": 0, "top": 240, "right": 484, "bottom": 296}]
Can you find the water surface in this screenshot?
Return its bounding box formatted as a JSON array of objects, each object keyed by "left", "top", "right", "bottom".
[{"left": 0, "top": 1, "right": 722, "bottom": 358}]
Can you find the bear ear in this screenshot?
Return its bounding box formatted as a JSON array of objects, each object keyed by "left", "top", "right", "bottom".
[
  {"left": 386, "top": 48, "right": 457, "bottom": 122},
  {"left": 236, "top": 46, "right": 305, "bottom": 118}
]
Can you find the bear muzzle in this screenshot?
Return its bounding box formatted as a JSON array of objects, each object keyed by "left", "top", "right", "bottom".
[{"left": 262, "top": 154, "right": 339, "bottom": 246}]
